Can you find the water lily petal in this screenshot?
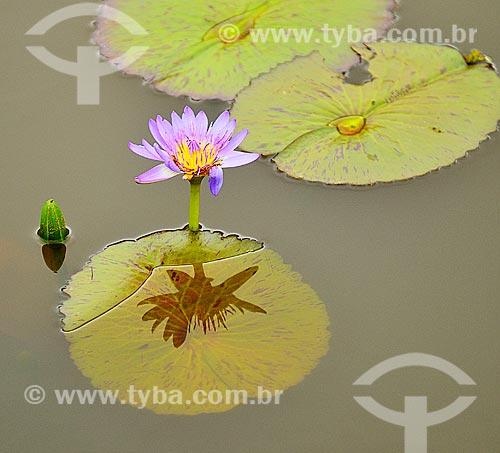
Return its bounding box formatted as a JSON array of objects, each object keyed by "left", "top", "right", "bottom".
[
  {"left": 210, "top": 118, "right": 236, "bottom": 150},
  {"left": 182, "top": 106, "right": 196, "bottom": 127},
  {"left": 219, "top": 129, "right": 249, "bottom": 156},
  {"left": 208, "top": 166, "right": 224, "bottom": 196},
  {"left": 128, "top": 141, "right": 162, "bottom": 161},
  {"left": 195, "top": 111, "right": 209, "bottom": 137},
  {"left": 157, "top": 115, "right": 172, "bottom": 136},
  {"left": 171, "top": 111, "right": 183, "bottom": 133},
  {"left": 221, "top": 119, "right": 237, "bottom": 143},
  {"left": 221, "top": 151, "right": 260, "bottom": 168},
  {"left": 135, "top": 164, "right": 179, "bottom": 184},
  {"left": 148, "top": 118, "right": 168, "bottom": 149},
  {"left": 165, "top": 158, "right": 182, "bottom": 173},
  {"left": 209, "top": 111, "right": 231, "bottom": 137},
  {"left": 155, "top": 116, "right": 176, "bottom": 150},
  {"left": 143, "top": 139, "right": 164, "bottom": 159},
  {"left": 154, "top": 143, "right": 171, "bottom": 161}
]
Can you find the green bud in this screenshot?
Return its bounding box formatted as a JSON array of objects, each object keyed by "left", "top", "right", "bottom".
[{"left": 37, "top": 199, "right": 69, "bottom": 242}]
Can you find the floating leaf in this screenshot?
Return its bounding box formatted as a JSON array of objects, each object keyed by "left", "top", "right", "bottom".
[
  {"left": 94, "top": 0, "right": 398, "bottom": 100},
  {"left": 61, "top": 228, "right": 262, "bottom": 331},
  {"left": 231, "top": 42, "right": 500, "bottom": 184},
  {"left": 61, "top": 229, "right": 330, "bottom": 414}
]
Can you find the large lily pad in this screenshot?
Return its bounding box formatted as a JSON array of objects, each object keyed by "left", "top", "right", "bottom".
[
  {"left": 61, "top": 229, "right": 330, "bottom": 414},
  {"left": 94, "top": 0, "right": 397, "bottom": 100},
  {"left": 231, "top": 41, "right": 500, "bottom": 185},
  {"left": 61, "top": 228, "right": 261, "bottom": 331}
]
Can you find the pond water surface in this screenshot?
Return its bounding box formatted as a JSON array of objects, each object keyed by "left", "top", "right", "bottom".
[{"left": 2, "top": 0, "right": 500, "bottom": 451}]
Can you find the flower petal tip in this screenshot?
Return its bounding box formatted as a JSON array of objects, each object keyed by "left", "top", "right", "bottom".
[{"left": 209, "top": 166, "right": 224, "bottom": 196}]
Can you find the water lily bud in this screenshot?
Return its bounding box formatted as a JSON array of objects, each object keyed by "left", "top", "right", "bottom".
[{"left": 37, "top": 199, "right": 69, "bottom": 242}]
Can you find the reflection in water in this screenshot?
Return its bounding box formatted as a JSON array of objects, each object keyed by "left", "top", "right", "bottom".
[
  {"left": 62, "top": 229, "right": 329, "bottom": 415},
  {"left": 41, "top": 243, "right": 66, "bottom": 273},
  {"left": 139, "top": 263, "right": 266, "bottom": 348}
]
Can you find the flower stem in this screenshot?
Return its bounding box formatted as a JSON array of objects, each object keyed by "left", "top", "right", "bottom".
[{"left": 188, "top": 178, "right": 202, "bottom": 232}]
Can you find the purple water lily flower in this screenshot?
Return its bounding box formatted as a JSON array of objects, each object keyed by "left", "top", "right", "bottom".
[{"left": 129, "top": 106, "right": 259, "bottom": 196}]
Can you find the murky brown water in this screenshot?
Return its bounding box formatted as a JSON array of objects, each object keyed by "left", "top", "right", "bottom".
[{"left": 2, "top": 0, "right": 500, "bottom": 451}]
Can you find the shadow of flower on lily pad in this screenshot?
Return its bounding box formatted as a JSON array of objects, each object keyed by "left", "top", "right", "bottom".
[
  {"left": 60, "top": 228, "right": 330, "bottom": 415},
  {"left": 139, "top": 263, "right": 266, "bottom": 348}
]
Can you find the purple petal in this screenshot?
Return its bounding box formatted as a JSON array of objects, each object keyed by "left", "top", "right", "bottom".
[
  {"left": 182, "top": 106, "right": 195, "bottom": 120},
  {"left": 209, "top": 111, "right": 230, "bottom": 137},
  {"left": 143, "top": 139, "right": 164, "bottom": 159},
  {"left": 221, "top": 151, "right": 260, "bottom": 168},
  {"left": 182, "top": 106, "right": 196, "bottom": 134},
  {"left": 154, "top": 143, "right": 171, "bottom": 161},
  {"left": 208, "top": 118, "right": 236, "bottom": 150},
  {"left": 208, "top": 166, "right": 224, "bottom": 196},
  {"left": 165, "top": 158, "right": 182, "bottom": 173},
  {"left": 135, "top": 164, "right": 179, "bottom": 184},
  {"left": 157, "top": 115, "right": 173, "bottom": 136},
  {"left": 219, "top": 129, "right": 249, "bottom": 156},
  {"left": 160, "top": 118, "right": 181, "bottom": 150},
  {"left": 194, "top": 111, "right": 209, "bottom": 137},
  {"left": 149, "top": 118, "right": 168, "bottom": 149},
  {"left": 218, "top": 119, "right": 237, "bottom": 145},
  {"left": 156, "top": 117, "right": 176, "bottom": 150},
  {"left": 171, "top": 111, "right": 183, "bottom": 132},
  {"left": 128, "top": 141, "right": 162, "bottom": 161}
]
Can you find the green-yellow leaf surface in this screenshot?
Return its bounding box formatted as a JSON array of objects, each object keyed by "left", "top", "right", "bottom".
[
  {"left": 94, "top": 0, "right": 397, "bottom": 100},
  {"left": 231, "top": 42, "right": 500, "bottom": 184},
  {"left": 61, "top": 229, "right": 330, "bottom": 414},
  {"left": 61, "top": 228, "right": 262, "bottom": 331}
]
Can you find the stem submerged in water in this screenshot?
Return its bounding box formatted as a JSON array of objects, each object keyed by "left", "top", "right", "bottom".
[{"left": 188, "top": 178, "right": 202, "bottom": 232}]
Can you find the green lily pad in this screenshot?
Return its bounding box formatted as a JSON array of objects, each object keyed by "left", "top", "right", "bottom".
[
  {"left": 231, "top": 42, "right": 500, "bottom": 185},
  {"left": 61, "top": 228, "right": 262, "bottom": 331},
  {"left": 61, "top": 229, "right": 330, "bottom": 414},
  {"left": 94, "top": 0, "right": 398, "bottom": 100}
]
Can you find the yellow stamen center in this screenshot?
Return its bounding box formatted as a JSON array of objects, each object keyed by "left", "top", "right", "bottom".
[{"left": 172, "top": 141, "right": 221, "bottom": 180}]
